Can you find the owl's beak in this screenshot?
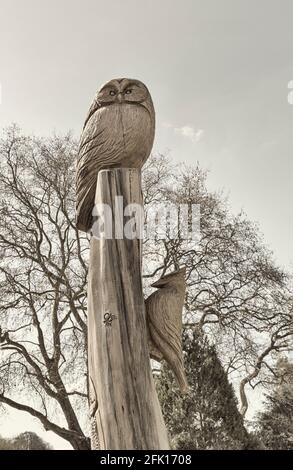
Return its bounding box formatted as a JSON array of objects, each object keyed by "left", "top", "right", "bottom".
[{"left": 117, "top": 92, "right": 123, "bottom": 103}]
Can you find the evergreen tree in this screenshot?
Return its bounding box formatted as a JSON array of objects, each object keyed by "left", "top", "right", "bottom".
[
  {"left": 0, "top": 432, "right": 52, "bottom": 450},
  {"left": 0, "top": 435, "right": 10, "bottom": 450},
  {"left": 156, "top": 331, "right": 256, "bottom": 449},
  {"left": 257, "top": 358, "right": 293, "bottom": 450}
]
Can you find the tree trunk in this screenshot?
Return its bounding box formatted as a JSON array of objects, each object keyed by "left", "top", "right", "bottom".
[
  {"left": 87, "top": 168, "right": 169, "bottom": 450},
  {"left": 70, "top": 436, "right": 91, "bottom": 450}
]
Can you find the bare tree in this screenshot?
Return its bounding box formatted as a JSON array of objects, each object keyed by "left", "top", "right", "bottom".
[
  {"left": 0, "top": 126, "right": 89, "bottom": 449},
  {"left": 238, "top": 293, "right": 293, "bottom": 417},
  {"left": 142, "top": 154, "right": 293, "bottom": 415},
  {"left": 0, "top": 127, "right": 292, "bottom": 448}
]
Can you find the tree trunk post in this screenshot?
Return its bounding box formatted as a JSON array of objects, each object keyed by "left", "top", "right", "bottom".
[{"left": 87, "top": 168, "right": 169, "bottom": 450}]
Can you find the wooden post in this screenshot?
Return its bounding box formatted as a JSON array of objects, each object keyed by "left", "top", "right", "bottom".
[{"left": 87, "top": 168, "right": 169, "bottom": 450}]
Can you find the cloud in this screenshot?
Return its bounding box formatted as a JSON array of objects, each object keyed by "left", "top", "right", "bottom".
[
  {"left": 174, "top": 126, "right": 204, "bottom": 143},
  {"left": 162, "top": 122, "right": 204, "bottom": 143}
]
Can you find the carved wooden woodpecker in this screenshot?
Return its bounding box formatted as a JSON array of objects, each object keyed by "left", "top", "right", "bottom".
[{"left": 145, "top": 267, "right": 188, "bottom": 394}]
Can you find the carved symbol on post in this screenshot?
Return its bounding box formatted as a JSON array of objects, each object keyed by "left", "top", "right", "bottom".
[{"left": 103, "top": 312, "right": 117, "bottom": 327}]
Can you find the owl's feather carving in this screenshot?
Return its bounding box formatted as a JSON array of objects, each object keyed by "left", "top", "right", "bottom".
[
  {"left": 145, "top": 267, "right": 188, "bottom": 394},
  {"left": 76, "top": 78, "right": 155, "bottom": 232}
]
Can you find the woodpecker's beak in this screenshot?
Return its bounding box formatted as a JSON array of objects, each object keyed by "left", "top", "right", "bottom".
[
  {"left": 151, "top": 278, "right": 168, "bottom": 288},
  {"left": 151, "top": 266, "right": 186, "bottom": 288}
]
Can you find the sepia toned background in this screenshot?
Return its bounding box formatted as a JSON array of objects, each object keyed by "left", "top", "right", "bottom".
[{"left": 0, "top": 0, "right": 293, "bottom": 449}]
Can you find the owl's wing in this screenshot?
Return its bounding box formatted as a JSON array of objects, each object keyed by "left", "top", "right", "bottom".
[
  {"left": 76, "top": 107, "right": 114, "bottom": 232},
  {"left": 82, "top": 97, "right": 100, "bottom": 130}
]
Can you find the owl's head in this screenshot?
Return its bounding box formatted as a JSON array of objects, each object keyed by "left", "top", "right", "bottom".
[
  {"left": 83, "top": 78, "right": 155, "bottom": 130},
  {"left": 96, "top": 78, "right": 154, "bottom": 113}
]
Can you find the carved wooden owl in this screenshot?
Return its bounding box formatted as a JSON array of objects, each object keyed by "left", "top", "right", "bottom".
[
  {"left": 145, "top": 267, "right": 188, "bottom": 394},
  {"left": 76, "top": 78, "right": 155, "bottom": 232}
]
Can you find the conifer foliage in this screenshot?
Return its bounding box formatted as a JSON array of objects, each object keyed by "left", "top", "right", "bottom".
[
  {"left": 156, "top": 332, "right": 255, "bottom": 449},
  {"left": 257, "top": 358, "right": 293, "bottom": 450}
]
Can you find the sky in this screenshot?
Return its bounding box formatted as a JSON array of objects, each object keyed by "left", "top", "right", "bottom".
[{"left": 0, "top": 0, "right": 293, "bottom": 449}]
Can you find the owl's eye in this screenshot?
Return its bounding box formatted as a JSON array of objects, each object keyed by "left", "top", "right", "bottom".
[
  {"left": 125, "top": 89, "right": 132, "bottom": 94},
  {"left": 109, "top": 90, "right": 116, "bottom": 96}
]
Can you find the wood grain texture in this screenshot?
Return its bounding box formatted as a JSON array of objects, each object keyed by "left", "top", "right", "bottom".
[
  {"left": 76, "top": 78, "right": 155, "bottom": 232},
  {"left": 87, "top": 168, "right": 169, "bottom": 450},
  {"left": 146, "top": 268, "right": 189, "bottom": 394}
]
